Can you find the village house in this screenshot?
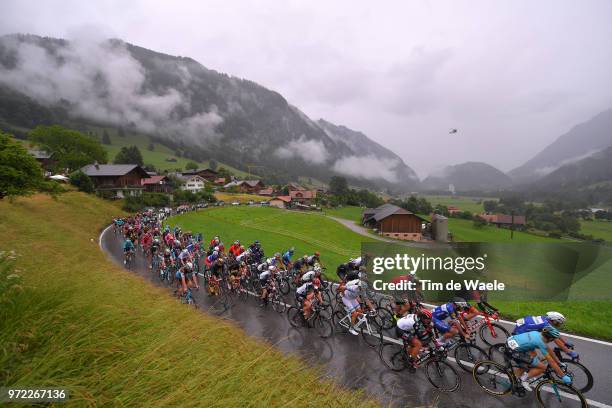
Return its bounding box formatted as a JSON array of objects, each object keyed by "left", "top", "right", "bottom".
[
  {"left": 225, "top": 180, "right": 265, "bottom": 194},
  {"left": 258, "top": 187, "right": 274, "bottom": 196},
  {"left": 270, "top": 196, "right": 291, "bottom": 209},
  {"left": 362, "top": 203, "right": 428, "bottom": 241},
  {"left": 180, "top": 168, "right": 219, "bottom": 182},
  {"left": 213, "top": 177, "right": 226, "bottom": 186},
  {"left": 81, "top": 163, "right": 148, "bottom": 198},
  {"left": 28, "top": 149, "right": 55, "bottom": 174},
  {"left": 447, "top": 205, "right": 461, "bottom": 215},
  {"left": 141, "top": 175, "right": 173, "bottom": 194},
  {"left": 287, "top": 182, "right": 306, "bottom": 192},
  {"left": 180, "top": 174, "right": 207, "bottom": 193},
  {"left": 289, "top": 189, "right": 316, "bottom": 205},
  {"left": 478, "top": 213, "right": 526, "bottom": 228}
]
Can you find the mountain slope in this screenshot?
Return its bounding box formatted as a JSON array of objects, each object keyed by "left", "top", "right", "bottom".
[
  {"left": 530, "top": 146, "right": 612, "bottom": 191},
  {"left": 510, "top": 108, "right": 612, "bottom": 182},
  {"left": 422, "top": 162, "right": 512, "bottom": 192},
  {"left": 0, "top": 34, "right": 419, "bottom": 191}
]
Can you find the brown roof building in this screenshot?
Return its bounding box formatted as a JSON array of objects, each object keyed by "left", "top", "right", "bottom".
[
  {"left": 81, "top": 164, "right": 148, "bottom": 198},
  {"left": 362, "top": 204, "right": 427, "bottom": 241},
  {"left": 141, "top": 175, "right": 172, "bottom": 194},
  {"left": 181, "top": 168, "right": 218, "bottom": 182}
]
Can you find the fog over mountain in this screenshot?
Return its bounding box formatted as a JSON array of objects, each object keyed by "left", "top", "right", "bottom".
[
  {"left": 1, "top": 1, "right": 611, "bottom": 177},
  {"left": 0, "top": 34, "right": 420, "bottom": 190},
  {"left": 510, "top": 108, "right": 612, "bottom": 183}
]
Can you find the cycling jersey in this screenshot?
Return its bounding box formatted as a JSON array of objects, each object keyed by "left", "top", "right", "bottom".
[
  {"left": 259, "top": 270, "right": 271, "bottom": 282},
  {"left": 292, "top": 259, "right": 305, "bottom": 270},
  {"left": 306, "top": 255, "right": 319, "bottom": 266},
  {"left": 296, "top": 282, "right": 314, "bottom": 296},
  {"left": 123, "top": 240, "right": 135, "bottom": 252},
  {"left": 301, "top": 270, "right": 316, "bottom": 282},
  {"left": 349, "top": 256, "right": 362, "bottom": 269},
  {"left": 512, "top": 315, "right": 552, "bottom": 335},
  {"left": 236, "top": 250, "right": 250, "bottom": 262},
  {"left": 396, "top": 314, "right": 418, "bottom": 332},
  {"left": 282, "top": 251, "right": 293, "bottom": 265},
  {"left": 432, "top": 303, "right": 457, "bottom": 320},
  {"left": 506, "top": 331, "right": 549, "bottom": 357}
]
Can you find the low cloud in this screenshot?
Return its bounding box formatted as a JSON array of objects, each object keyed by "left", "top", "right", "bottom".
[
  {"left": 332, "top": 154, "right": 400, "bottom": 183},
  {"left": 0, "top": 35, "right": 222, "bottom": 144},
  {"left": 274, "top": 135, "right": 329, "bottom": 164}
]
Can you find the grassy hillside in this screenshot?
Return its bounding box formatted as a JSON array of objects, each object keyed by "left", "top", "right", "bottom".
[
  {"left": 324, "top": 206, "right": 364, "bottom": 223},
  {"left": 421, "top": 194, "right": 493, "bottom": 213},
  {"left": 169, "top": 207, "right": 376, "bottom": 269},
  {"left": 0, "top": 193, "right": 375, "bottom": 407},
  {"left": 446, "top": 217, "right": 560, "bottom": 243},
  {"left": 94, "top": 127, "right": 253, "bottom": 177},
  {"left": 581, "top": 220, "right": 612, "bottom": 242}
]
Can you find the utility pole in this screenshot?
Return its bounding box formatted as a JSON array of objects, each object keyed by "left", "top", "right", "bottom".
[{"left": 510, "top": 210, "right": 515, "bottom": 240}]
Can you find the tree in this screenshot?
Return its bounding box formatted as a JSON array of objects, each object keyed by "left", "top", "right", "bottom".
[
  {"left": 69, "top": 170, "right": 94, "bottom": 193},
  {"left": 101, "top": 130, "right": 111, "bottom": 145},
  {"left": 0, "top": 131, "right": 45, "bottom": 199},
  {"left": 329, "top": 176, "right": 348, "bottom": 196},
  {"left": 30, "top": 125, "right": 108, "bottom": 171},
  {"left": 148, "top": 142, "right": 154, "bottom": 151},
  {"left": 483, "top": 200, "right": 497, "bottom": 213},
  {"left": 114, "top": 146, "right": 144, "bottom": 166},
  {"left": 209, "top": 159, "right": 218, "bottom": 171},
  {"left": 185, "top": 161, "right": 198, "bottom": 171},
  {"left": 143, "top": 163, "right": 157, "bottom": 173}
]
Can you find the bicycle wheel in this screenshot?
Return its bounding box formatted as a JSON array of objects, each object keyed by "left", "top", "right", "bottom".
[
  {"left": 313, "top": 316, "right": 334, "bottom": 338},
  {"left": 272, "top": 294, "right": 286, "bottom": 313},
  {"left": 425, "top": 359, "right": 460, "bottom": 392},
  {"left": 479, "top": 322, "right": 509, "bottom": 346},
  {"left": 488, "top": 343, "right": 511, "bottom": 367},
  {"left": 278, "top": 277, "right": 290, "bottom": 295},
  {"left": 560, "top": 359, "right": 593, "bottom": 394},
  {"left": 535, "top": 379, "right": 587, "bottom": 408},
  {"left": 333, "top": 310, "right": 350, "bottom": 333},
  {"left": 375, "top": 307, "right": 395, "bottom": 331},
  {"left": 360, "top": 317, "right": 383, "bottom": 347},
  {"left": 472, "top": 360, "right": 514, "bottom": 396},
  {"left": 454, "top": 343, "right": 488, "bottom": 372},
  {"left": 379, "top": 342, "right": 407, "bottom": 372},
  {"left": 287, "top": 306, "right": 302, "bottom": 328}
]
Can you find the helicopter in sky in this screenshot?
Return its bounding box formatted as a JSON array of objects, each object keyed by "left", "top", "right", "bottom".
[{"left": 449, "top": 128, "right": 458, "bottom": 134}]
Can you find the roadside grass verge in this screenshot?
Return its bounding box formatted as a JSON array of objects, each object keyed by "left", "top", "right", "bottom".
[
  {"left": 0, "top": 193, "right": 376, "bottom": 407},
  {"left": 324, "top": 206, "right": 364, "bottom": 223}
]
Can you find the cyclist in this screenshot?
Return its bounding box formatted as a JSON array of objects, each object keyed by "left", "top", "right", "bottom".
[
  {"left": 149, "top": 236, "right": 162, "bottom": 270},
  {"left": 396, "top": 309, "right": 434, "bottom": 368},
  {"left": 301, "top": 264, "right": 322, "bottom": 283},
  {"left": 305, "top": 251, "right": 321, "bottom": 268},
  {"left": 259, "top": 265, "right": 276, "bottom": 306},
  {"left": 512, "top": 312, "right": 578, "bottom": 360},
  {"left": 122, "top": 237, "right": 135, "bottom": 265},
  {"left": 282, "top": 247, "right": 295, "bottom": 268},
  {"left": 506, "top": 327, "right": 572, "bottom": 391},
  {"left": 340, "top": 278, "right": 365, "bottom": 335},
  {"left": 176, "top": 261, "right": 193, "bottom": 296},
  {"left": 432, "top": 297, "right": 470, "bottom": 344},
  {"left": 208, "top": 258, "right": 225, "bottom": 295},
  {"left": 295, "top": 277, "right": 323, "bottom": 320},
  {"left": 229, "top": 240, "right": 243, "bottom": 257},
  {"left": 160, "top": 248, "right": 175, "bottom": 276}
]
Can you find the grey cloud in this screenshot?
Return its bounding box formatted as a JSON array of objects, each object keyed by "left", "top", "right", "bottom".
[
  {"left": 332, "top": 155, "right": 400, "bottom": 183},
  {"left": 274, "top": 135, "right": 329, "bottom": 164},
  {"left": 0, "top": 35, "right": 222, "bottom": 144}
]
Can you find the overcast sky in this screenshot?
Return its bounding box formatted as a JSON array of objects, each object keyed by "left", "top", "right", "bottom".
[{"left": 2, "top": 0, "right": 611, "bottom": 177}]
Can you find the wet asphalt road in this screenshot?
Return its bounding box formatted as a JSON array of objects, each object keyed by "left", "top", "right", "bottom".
[{"left": 100, "top": 226, "right": 610, "bottom": 408}]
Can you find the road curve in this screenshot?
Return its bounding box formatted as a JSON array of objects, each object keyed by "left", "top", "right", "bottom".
[{"left": 99, "top": 224, "right": 610, "bottom": 408}]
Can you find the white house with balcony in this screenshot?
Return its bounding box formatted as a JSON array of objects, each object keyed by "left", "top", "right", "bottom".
[{"left": 180, "top": 175, "right": 207, "bottom": 192}]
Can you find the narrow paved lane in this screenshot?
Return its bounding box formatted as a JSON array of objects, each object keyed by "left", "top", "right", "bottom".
[{"left": 99, "top": 225, "right": 611, "bottom": 407}]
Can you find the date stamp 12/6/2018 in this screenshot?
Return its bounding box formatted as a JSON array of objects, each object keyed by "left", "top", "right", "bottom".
[{"left": 0, "top": 387, "right": 70, "bottom": 403}]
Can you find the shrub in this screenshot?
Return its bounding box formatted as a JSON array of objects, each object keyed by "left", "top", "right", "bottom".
[{"left": 69, "top": 170, "right": 94, "bottom": 193}]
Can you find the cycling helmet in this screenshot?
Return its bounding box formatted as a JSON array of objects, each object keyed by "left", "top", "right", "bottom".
[
  {"left": 546, "top": 312, "right": 566, "bottom": 325},
  {"left": 240, "top": 245, "right": 245, "bottom": 250},
  {"left": 274, "top": 252, "right": 281, "bottom": 258},
  {"left": 289, "top": 247, "right": 295, "bottom": 253},
  {"left": 303, "top": 255, "right": 308, "bottom": 261},
  {"left": 417, "top": 309, "right": 433, "bottom": 323},
  {"left": 542, "top": 326, "right": 561, "bottom": 339},
  {"left": 164, "top": 248, "right": 171, "bottom": 256},
  {"left": 185, "top": 262, "right": 193, "bottom": 270},
  {"left": 214, "top": 246, "right": 219, "bottom": 251},
  {"left": 451, "top": 297, "right": 469, "bottom": 309},
  {"left": 212, "top": 251, "right": 218, "bottom": 257},
  {"left": 314, "top": 265, "right": 321, "bottom": 274},
  {"left": 314, "top": 251, "right": 320, "bottom": 257}
]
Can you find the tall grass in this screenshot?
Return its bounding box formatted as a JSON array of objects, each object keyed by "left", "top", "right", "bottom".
[{"left": 0, "top": 193, "right": 377, "bottom": 407}]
